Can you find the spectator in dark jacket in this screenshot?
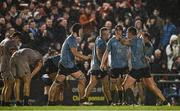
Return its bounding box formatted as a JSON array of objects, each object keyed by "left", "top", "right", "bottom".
[
  {"left": 150, "top": 49, "right": 167, "bottom": 74},
  {"left": 146, "top": 16, "right": 161, "bottom": 50},
  {"left": 53, "top": 17, "right": 67, "bottom": 48},
  {"left": 13, "top": 17, "right": 23, "bottom": 32},
  {"left": 35, "top": 24, "right": 51, "bottom": 55},
  {"left": 45, "top": 18, "right": 54, "bottom": 44},
  {"left": 21, "top": 24, "right": 34, "bottom": 48},
  {"left": 160, "top": 17, "right": 176, "bottom": 49},
  {"left": 0, "top": 17, "right": 6, "bottom": 41}
]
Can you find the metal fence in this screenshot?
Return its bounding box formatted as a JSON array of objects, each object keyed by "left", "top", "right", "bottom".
[{"left": 152, "top": 73, "right": 180, "bottom": 105}]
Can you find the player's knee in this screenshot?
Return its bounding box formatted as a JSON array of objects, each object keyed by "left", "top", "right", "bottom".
[
  {"left": 147, "top": 84, "right": 156, "bottom": 91},
  {"left": 24, "top": 89, "right": 30, "bottom": 96},
  {"left": 59, "top": 83, "right": 64, "bottom": 91},
  {"left": 54, "top": 79, "right": 64, "bottom": 86},
  {"left": 121, "top": 84, "right": 126, "bottom": 91},
  {"left": 78, "top": 73, "right": 86, "bottom": 82},
  {"left": 102, "top": 84, "right": 109, "bottom": 91}
]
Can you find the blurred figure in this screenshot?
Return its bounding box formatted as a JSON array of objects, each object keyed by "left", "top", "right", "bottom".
[
  {"left": 172, "top": 56, "right": 180, "bottom": 73},
  {"left": 166, "top": 35, "right": 179, "bottom": 72},
  {"left": 151, "top": 49, "right": 167, "bottom": 75},
  {"left": 114, "top": 1, "right": 132, "bottom": 22},
  {"left": 45, "top": 18, "right": 54, "bottom": 46},
  {"left": 11, "top": 48, "right": 43, "bottom": 106},
  {"left": 134, "top": 19, "right": 144, "bottom": 37},
  {"left": 0, "top": 17, "right": 6, "bottom": 41},
  {"left": 29, "top": 20, "right": 38, "bottom": 40},
  {"left": 160, "top": 17, "right": 176, "bottom": 50},
  {"left": 21, "top": 24, "right": 33, "bottom": 48},
  {"left": 101, "top": 25, "right": 129, "bottom": 105},
  {"left": 152, "top": 9, "right": 163, "bottom": 31},
  {"left": 82, "top": 27, "right": 112, "bottom": 105},
  {"left": 96, "top": 2, "right": 114, "bottom": 30},
  {"left": 146, "top": 16, "right": 161, "bottom": 50},
  {"left": 14, "top": 17, "right": 23, "bottom": 32},
  {"left": 79, "top": 3, "right": 96, "bottom": 43},
  {"left": 0, "top": 31, "right": 18, "bottom": 106},
  {"left": 48, "top": 23, "right": 91, "bottom": 105},
  {"left": 40, "top": 54, "right": 62, "bottom": 105},
  {"left": 104, "top": 20, "right": 112, "bottom": 31},
  {"left": 35, "top": 24, "right": 51, "bottom": 55},
  {"left": 53, "top": 17, "right": 67, "bottom": 49},
  {"left": 104, "top": 20, "right": 113, "bottom": 38},
  {"left": 122, "top": 27, "right": 170, "bottom": 106}
]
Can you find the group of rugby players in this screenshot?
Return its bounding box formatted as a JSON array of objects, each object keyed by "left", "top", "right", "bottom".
[
  {"left": 45, "top": 23, "right": 170, "bottom": 106},
  {"left": 0, "top": 23, "right": 170, "bottom": 106}
]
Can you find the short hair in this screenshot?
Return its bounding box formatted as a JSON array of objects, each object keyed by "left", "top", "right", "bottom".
[
  {"left": 115, "top": 24, "right": 123, "bottom": 31},
  {"left": 71, "top": 23, "right": 82, "bottom": 33},
  {"left": 100, "top": 27, "right": 108, "bottom": 36},
  {"left": 127, "top": 27, "right": 137, "bottom": 35}
]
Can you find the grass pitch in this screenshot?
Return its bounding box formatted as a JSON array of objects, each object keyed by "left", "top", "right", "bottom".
[{"left": 0, "top": 106, "right": 180, "bottom": 110}]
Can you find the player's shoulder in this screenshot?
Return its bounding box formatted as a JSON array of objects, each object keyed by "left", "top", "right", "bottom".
[
  {"left": 67, "top": 35, "right": 76, "bottom": 43},
  {"left": 107, "top": 36, "right": 116, "bottom": 44},
  {"left": 110, "top": 36, "right": 116, "bottom": 41},
  {"left": 95, "top": 36, "right": 103, "bottom": 44}
]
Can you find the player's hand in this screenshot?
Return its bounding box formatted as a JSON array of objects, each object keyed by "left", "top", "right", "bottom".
[
  {"left": 85, "top": 55, "right": 92, "bottom": 60},
  {"left": 100, "top": 63, "right": 107, "bottom": 71}
]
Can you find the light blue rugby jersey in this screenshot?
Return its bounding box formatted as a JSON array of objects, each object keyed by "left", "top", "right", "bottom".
[
  {"left": 59, "top": 35, "right": 77, "bottom": 68},
  {"left": 91, "top": 36, "right": 106, "bottom": 70},
  {"left": 130, "top": 36, "right": 153, "bottom": 69},
  {"left": 107, "top": 37, "right": 129, "bottom": 68}
]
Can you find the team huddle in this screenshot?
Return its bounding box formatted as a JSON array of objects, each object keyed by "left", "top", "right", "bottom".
[{"left": 0, "top": 23, "right": 170, "bottom": 106}]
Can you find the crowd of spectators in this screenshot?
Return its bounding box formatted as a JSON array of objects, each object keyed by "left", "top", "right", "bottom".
[{"left": 1, "top": 0, "right": 179, "bottom": 74}]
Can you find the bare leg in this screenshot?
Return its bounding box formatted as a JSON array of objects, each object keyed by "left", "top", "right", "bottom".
[
  {"left": 122, "top": 75, "right": 136, "bottom": 105},
  {"left": 117, "top": 77, "right": 125, "bottom": 104},
  {"left": 14, "top": 79, "right": 21, "bottom": 102},
  {"left": 44, "top": 86, "right": 50, "bottom": 95},
  {"left": 2, "top": 79, "right": 7, "bottom": 105},
  {"left": 110, "top": 77, "right": 118, "bottom": 104},
  {"left": 6, "top": 79, "right": 14, "bottom": 102},
  {"left": 23, "top": 75, "right": 31, "bottom": 97},
  {"left": 2, "top": 79, "right": 6, "bottom": 99},
  {"left": 143, "top": 77, "right": 166, "bottom": 101},
  {"left": 22, "top": 75, "right": 31, "bottom": 105},
  {"left": 71, "top": 71, "right": 86, "bottom": 99},
  {"left": 48, "top": 74, "right": 65, "bottom": 105},
  {"left": 1, "top": 79, "right": 6, "bottom": 105},
  {"left": 101, "top": 75, "right": 112, "bottom": 104},
  {"left": 117, "top": 77, "right": 124, "bottom": 91},
  {"left": 44, "top": 86, "right": 50, "bottom": 105},
  {"left": 122, "top": 75, "right": 136, "bottom": 91},
  {"left": 137, "top": 81, "right": 145, "bottom": 105},
  {"left": 84, "top": 75, "right": 97, "bottom": 98}
]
